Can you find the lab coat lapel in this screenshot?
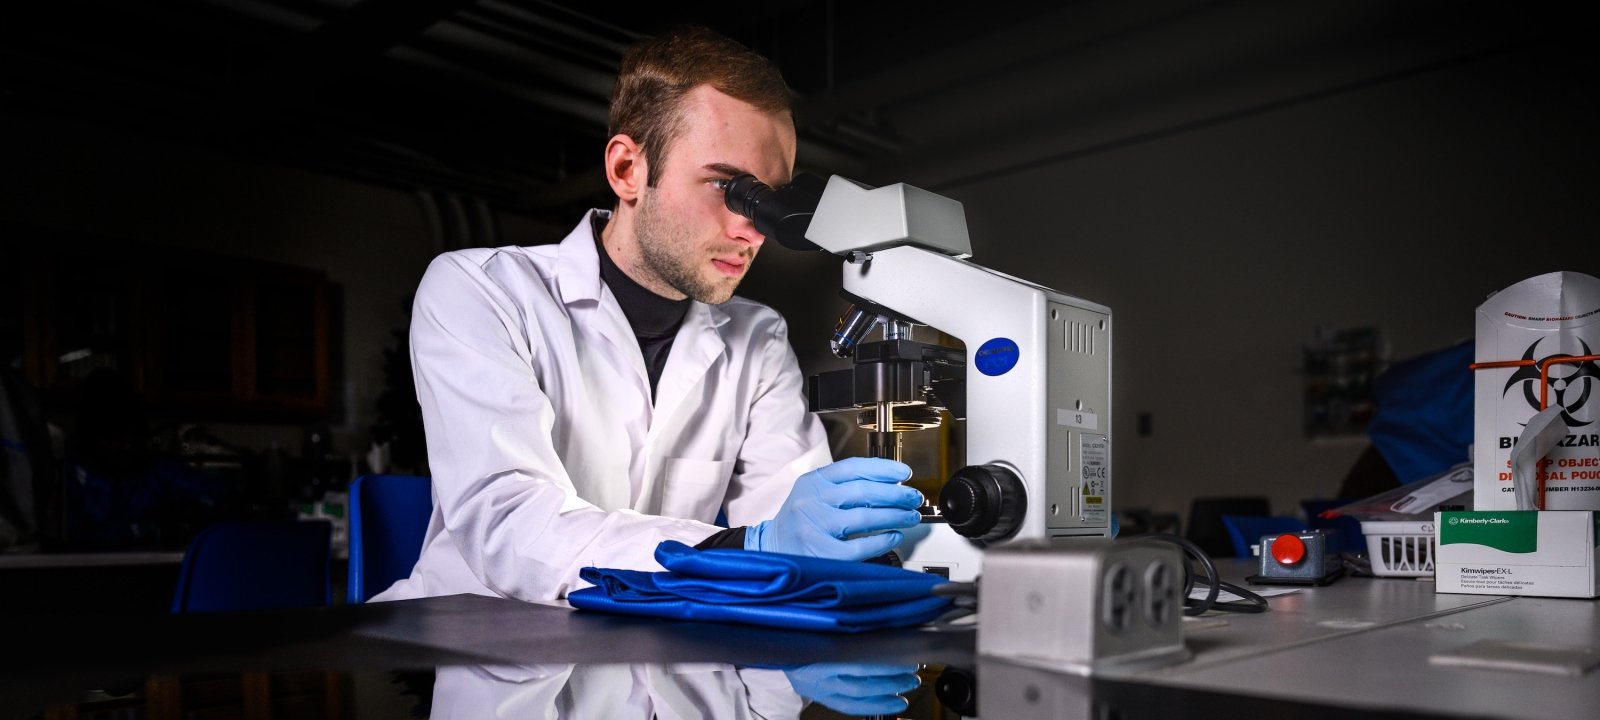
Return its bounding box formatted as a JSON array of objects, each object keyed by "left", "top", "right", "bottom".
[
  {"left": 553, "top": 212, "right": 652, "bottom": 513},
  {"left": 555, "top": 211, "right": 651, "bottom": 393},
  {"left": 595, "top": 291, "right": 651, "bottom": 391},
  {"left": 649, "top": 302, "right": 730, "bottom": 437}
]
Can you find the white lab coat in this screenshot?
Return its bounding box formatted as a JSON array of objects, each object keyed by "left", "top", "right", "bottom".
[{"left": 375, "top": 210, "right": 831, "bottom": 602}]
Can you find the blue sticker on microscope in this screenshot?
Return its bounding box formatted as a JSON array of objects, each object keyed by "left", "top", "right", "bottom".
[{"left": 974, "top": 338, "right": 1020, "bottom": 376}]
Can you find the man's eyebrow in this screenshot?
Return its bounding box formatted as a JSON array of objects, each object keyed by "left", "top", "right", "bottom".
[
  {"left": 704, "top": 162, "right": 792, "bottom": 185},
  {"left": 704, "top": 163, "right": 750, "bottom": 178}
]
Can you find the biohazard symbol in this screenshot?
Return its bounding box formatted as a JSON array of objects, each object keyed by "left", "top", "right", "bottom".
[{"left": 1502, "top": 338, "right": 1600, "bottom": 428}]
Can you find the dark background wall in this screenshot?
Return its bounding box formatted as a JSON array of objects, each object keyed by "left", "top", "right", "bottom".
[
  {"left": 948, "top": 40, "right": 1597, "bottom": 515},
  {"left": 3, "top": 114, "right": 439, "bottom": 451},
  {"left": 3, "top": 0, "right": 1594, "bottom": 545}
]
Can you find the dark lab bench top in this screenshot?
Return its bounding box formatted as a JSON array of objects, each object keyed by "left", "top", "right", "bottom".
[
  {"left": 0, "top": 551, "right": 185, "bottom": 568},
  {"left": 0, "top": 549, "right": 188, "bottom": 616},
  {"left": 4, "top": 593, "right": 974, "bottom": 712},
  {"left": 9, "top": 563, "right": 1600, "bottom": 719}
]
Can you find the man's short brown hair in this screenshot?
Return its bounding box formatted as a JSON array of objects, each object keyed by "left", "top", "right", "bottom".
[{"left": 609, "top": 26, "right": 792, "bottom": 187}]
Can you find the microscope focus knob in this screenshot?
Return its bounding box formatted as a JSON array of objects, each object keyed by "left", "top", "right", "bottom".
[{"left": 939, "top": 464, "right": 1025, "bottom": 543}]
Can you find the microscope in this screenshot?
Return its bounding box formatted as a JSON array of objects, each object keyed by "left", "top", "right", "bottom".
[{"left": 724, "top": 174, "right": 1113, "bottom": 581}]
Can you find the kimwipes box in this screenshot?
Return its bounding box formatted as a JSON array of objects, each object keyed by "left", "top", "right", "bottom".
[
  {"left": 1473, "top": 271, "right": 1600, "bottom": 511},
  {"left": 1435, "top": 511, "right": 1599, "bottom": 598}
]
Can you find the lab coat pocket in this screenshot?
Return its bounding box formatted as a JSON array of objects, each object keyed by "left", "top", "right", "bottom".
[{"left": 659, "top": 457, "right": 733, "bottom": 523}]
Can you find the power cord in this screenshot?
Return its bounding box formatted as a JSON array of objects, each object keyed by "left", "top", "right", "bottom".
[
  {"left": 1139, "top": 533, "right": 1268, "bottom": 615},
  {"left": 924, "top": 533, "right": 1267, "bottom": 631},
  {"left": 929, "top": 581, "right": 979, "bottom": 631}
]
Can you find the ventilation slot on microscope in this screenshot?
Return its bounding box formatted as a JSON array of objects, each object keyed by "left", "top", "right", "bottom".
[{"left": 1066, "top": 320, "right": 1096, "bottom": 355}]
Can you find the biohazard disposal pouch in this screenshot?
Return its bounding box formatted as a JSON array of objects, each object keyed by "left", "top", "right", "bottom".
[{"left": 1472, "top": 271, "right": 1600, "bottom": 511}]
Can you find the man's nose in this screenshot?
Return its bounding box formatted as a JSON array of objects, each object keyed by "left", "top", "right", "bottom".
[{"left": 727, "top": 211, "right": 766, "bottom": 248}]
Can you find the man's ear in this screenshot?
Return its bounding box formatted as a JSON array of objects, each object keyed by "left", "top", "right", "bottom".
[{"left": 604, "top": 134, "right": 647, "bottom": 203}]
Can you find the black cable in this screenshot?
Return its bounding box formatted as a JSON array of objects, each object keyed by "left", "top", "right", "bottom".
[
  {"left": 931, "top": 581, "right": 979, "bottom": 631},
  {"left": 931, "top": 581, "right": 979, "bottom": 599},
  {"left": 1191, "top": 576, "right": 1269, "bottom": 614},
  {"left": 1138, "top": 533, "right": 1268, "bottom": 615},
  {"left": 922, "top": 532, "right": 1271, "bottom": 632}
]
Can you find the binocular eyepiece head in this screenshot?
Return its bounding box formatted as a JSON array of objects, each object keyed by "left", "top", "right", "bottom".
[{"left": 718, "top": 172, "right": 826, "bottom": 252}]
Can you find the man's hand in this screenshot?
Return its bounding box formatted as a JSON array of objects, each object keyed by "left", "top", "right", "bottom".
[{"left": 745, "top": 457, "right": 923, "bottom": 560}]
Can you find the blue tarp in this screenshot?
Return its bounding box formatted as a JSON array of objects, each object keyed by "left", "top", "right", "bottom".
[
  {"left": 569, "top": 541, "right": 952, "bottom": 633},
  {"left": 1367, "top": 340, "right": 1474, "bottom": 483}
]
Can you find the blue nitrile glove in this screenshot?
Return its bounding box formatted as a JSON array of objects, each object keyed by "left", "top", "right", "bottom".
[
  {"left": 745, "top": 457, "right": 922, "bottom": 561},
  {"left": 783, "top": 662, "right": 921, "bottom": 716}
]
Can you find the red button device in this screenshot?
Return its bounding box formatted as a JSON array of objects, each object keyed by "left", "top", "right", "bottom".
[{"left": 1270, "top": 534, "right": 1306, "bottom": 566}]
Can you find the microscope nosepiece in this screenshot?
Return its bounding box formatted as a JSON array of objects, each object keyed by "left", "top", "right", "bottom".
[{"left": 831, "top": 305, "right": 879, "bottom": 358}]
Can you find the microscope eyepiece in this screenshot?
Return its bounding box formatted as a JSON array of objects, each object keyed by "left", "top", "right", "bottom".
[
  {"left": 722, "top": 173, "right": 772, "bottom": 223},
  {"left": 719, "top": 172, "right": 826, "bottom": 252}
]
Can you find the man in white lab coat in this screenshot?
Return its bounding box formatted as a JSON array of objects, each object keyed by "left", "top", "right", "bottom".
[{"left": 375, "top": 26, "right": 925, "bottom": 605}]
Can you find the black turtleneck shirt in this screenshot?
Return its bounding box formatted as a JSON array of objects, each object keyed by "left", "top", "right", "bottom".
[
  {"left": 592, "top": 214, "right": 749, "bottom": 550},
  {"left": 591, "top": 214, "right": 690, "bottom": 398}
]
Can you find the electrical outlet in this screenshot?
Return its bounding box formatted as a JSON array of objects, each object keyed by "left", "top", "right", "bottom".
[
  {"left": 978, "top": 539, "right": 1191, "bottom": 674},
  {"left": 1143, "top": 558, "right": 1180, "bottom": 628},
  {"left": 1100, "top": 560, "right": 1135, "bottom": 633}
]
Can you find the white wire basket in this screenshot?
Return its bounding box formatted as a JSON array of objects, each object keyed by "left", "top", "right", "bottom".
[{"left": 1360, "top": 520, "right": 1437, "bottom": 577}]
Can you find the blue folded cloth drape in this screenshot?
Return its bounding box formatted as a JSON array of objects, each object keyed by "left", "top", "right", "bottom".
[
  {"left": 1367, "top": 340, "right": 1473, "bottom": 483},
  {"left": 568, "top": 540, "right": 952, "bottom": 633}
]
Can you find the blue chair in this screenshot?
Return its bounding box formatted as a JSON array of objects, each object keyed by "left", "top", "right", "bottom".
[
  {"left": 1302, "top": 498, "right": 1366, "bottom": 553},
  {"left": 348, "top": 474, "right": 433, "bottom": 604},
  {"left": 1220, "top": 515, "right": 1305, "bottom": 559},
  {"left": 171, "top": 520, "right": 332, "bottom": 613},
  {"left": 1186, "top": 497, "right": 1270, "bottom": 558}
]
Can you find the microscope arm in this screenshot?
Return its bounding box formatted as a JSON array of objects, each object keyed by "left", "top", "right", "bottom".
[
  {"left": 842, "top": 245, "right": 1113, "bottom": 544},
  {"left": 720, "top": 171, "right": 1114, "bottom": 559}
]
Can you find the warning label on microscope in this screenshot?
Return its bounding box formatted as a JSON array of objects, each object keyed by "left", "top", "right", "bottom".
[{"left": 1081, "top": 434, "right": 1109, "bottom": 524}]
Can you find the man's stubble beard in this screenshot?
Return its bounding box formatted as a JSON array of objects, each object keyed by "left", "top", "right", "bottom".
[{"left": 633, "top": 187, "right": 745, "bottom": 305}]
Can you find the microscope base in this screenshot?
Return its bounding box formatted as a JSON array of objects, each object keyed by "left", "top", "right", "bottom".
[{"left": 894, "top": 524, "right": 985, "bottom": 581}]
